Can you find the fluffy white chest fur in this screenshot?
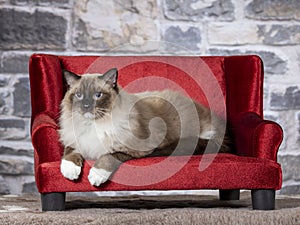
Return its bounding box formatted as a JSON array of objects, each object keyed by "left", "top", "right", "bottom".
[{"left": 59, "top": 114, "right": 115, "bottom": 160}]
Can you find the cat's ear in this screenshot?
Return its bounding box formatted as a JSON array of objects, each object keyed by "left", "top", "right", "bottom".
[
  {"left": 102, "top": 68, "right": 118, "bottom": 88},
  {"left": 63, "top": 69, "right": 81, "bottom": 87}
]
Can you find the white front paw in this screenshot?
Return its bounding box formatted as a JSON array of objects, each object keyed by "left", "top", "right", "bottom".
[
  {"left": 60, "top": 159, "right": 81, "bottom": 180},
  {"left": 88, "top": 168, "right": 112, "bottom": 186}
]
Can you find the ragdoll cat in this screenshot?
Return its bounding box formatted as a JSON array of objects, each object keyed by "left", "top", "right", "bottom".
[{"left": 59, "top": 68, "right": 232, "bottom": 186}]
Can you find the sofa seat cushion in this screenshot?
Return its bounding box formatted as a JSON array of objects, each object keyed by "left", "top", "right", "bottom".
[{"left": 36, "top": 153, "right": 281, "bottom": 193}]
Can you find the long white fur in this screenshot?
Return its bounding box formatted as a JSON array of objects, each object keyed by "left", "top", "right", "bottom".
[{"left": 59, "top": 110, "right": 112, "bottom": 160}]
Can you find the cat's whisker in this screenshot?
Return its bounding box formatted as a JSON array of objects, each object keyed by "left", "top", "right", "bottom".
[
  {"left": 95, "top": 109, "right": 111, "bottom": 118},
  {"left": 96, "top": 107, "right": 109, "bottom": 111},
  {"left": 96, "top": 108, "right": 108, "bottom": 113}
]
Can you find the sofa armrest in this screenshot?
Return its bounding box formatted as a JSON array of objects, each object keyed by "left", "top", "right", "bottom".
[
  {"left": 29, "top": 54, "right": 64, "bottom": 120},
  {"left": 232, "top": 112, "right": 283, "bottom": 161},
  {"left": 31, "top": 113, "right": 63, "bottom": 165}
]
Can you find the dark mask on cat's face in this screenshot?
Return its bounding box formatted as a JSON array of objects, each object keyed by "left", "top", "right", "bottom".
[{"left": 63, "top": 68, "right": 119, "bottom": 120}]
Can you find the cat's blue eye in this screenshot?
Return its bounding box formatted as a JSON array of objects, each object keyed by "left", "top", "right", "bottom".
[
  {"left": 75, "top": 92, "right": 83, "bottom": 100},
  {"left": 94, "top": 92, "right": 102, "bottom": 99}
]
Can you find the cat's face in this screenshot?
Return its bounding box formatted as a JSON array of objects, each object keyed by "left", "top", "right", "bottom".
[{"left": 62, "top": 68, "right": 119, "bottom": 120}]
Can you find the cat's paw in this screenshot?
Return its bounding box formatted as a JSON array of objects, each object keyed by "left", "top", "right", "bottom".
[
  {"left": 88, "top": 167, "right": 112, "bottom": 186},
  {"left": 60, "top": 159, "right": 81, "bottom": 180}
]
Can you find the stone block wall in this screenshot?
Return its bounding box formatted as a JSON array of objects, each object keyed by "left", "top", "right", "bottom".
[{"left": 0, "top": 0, "right": 299, "bottom": 195}]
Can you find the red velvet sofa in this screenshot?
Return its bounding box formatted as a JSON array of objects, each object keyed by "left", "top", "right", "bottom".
[{"left": 29, "top": 54, "right": 283, "bottom": 211}]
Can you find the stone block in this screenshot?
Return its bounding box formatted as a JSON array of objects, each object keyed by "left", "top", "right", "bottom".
[
  {"left": 0, "top": 176, "right": 10, "bottom": 194},
  {"left": 10, "top": 0, "right": 71, "bottom": 8},
  {"left": 0, "top": 91, "right": 10, "bottom": 115},
  {"left": 208, "top": 23, "right": 260, "bottom": 45},
  {"left": 298, "top": 112, "right": 300, "bottom": 140},
  {"left": 0, "top": 8, "right": 67, "bottom": 50},
  {"left": 22, "top": 181, "right": 37, "bottom": 193},
  {"left": 245, "top": 0, "right": 300, "bottom": 21},
  {"left": 270, "top": 86, "right": 300, "bottom": 110},
  {"left": 3, "top": 175, "right": 35, "bottom": 194},
  {"left": 73, "top": 0, "right": 159, "bottom": 52},
  {"left": 164, "top": 0, "right": 235, "bottom": 21},
  {"left": 9, "top": 0, "right": 28, "bottom": 4},
  {"left": 162, "top": 25, "right": 201, "bottom": 52},
  {"left": 13, "top": 77, "right": 31, "bottom": 117},
  {"left": 0, "top": 75, "right": 10, "bottom": 87},
  {"left": 0, "top": 158, "right": 33, "bottom": 175},
  {"left": 258, "top": 25, "right": 300, "bottom": 45},
  {"left": 114, "top": 0, "right": 158, "bottom": 18},
  {"left": 73, "top": 18, "right": 112, "bottom": 52},
  {"left": 0, "top": 141, "right": 33, "bottom": 157},
  {"left": 279, "top": 185, "right": 300, "bottom": 195},
  {"left": 255, "top": 51, "right": 287, "bottom": 75},
  {"left": 208, "top": 49, "right": 287, "bottom": 75},
  {"left": 278, "top": 155, "right": 300, "bottom": 182},
  {"left": 0, "top": 119, "right": 25, "bottom": 129},
  {"left": 0, "top": 118, "right": 27, "bottom": 140},
  {"left": 0, "top": 53, "right": 30, "bottom": 74},
  {"left": 209, "top": 48, "right": 240, "bottom": 56}
]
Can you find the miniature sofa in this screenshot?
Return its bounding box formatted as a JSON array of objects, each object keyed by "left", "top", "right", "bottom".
[{"left": 29, "top": 54, "right": 283, "bottom": 211}]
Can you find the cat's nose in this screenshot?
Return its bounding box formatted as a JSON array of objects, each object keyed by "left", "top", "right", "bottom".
[
  {"left": 82, "top": 99, "right": 93, "bottom": 112},
  {"left": 82, "top": 102, "right": 92, "bottom": 112}
]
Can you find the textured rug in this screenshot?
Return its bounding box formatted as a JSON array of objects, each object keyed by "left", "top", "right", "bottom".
[{"left": 0, "top": 192, "right": 299, "bottom": 225}]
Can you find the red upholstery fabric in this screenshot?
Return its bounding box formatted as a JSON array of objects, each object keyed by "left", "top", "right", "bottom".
[
  {"left": 31, "top": 113, "right": 62, "bottom": 164},
  {"left": 232, "top": 112, "right": 283, "bottom": 160},
  {"left": 29, "top": 54, "right": 64, "bottom": 122},
  {"left": 224, "top": 56, "right": 264, "bottom": 120},
  {"left": 29, "top": 54, "right": 283, "bottom": 194},
  {"left": 36, "top": 154, "right": 281, "bottom": 193}
]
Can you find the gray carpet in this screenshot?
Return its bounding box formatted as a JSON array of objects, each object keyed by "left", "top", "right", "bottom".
[{"left": 0, "top": 192, "right": 299, "bottom": 225}]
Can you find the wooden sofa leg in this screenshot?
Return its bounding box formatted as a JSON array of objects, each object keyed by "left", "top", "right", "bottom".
[
  {"left": 251, "top": 189, "right": 275, "bottom": 210},
  {"left": 41, "top": 192, "right": 66, "bottom": 211},
  {"left": 219, "top": 189, "right": 240, "bottom": 200}
]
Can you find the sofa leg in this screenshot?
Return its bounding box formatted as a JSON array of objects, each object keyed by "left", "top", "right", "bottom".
[
  {"left": 41, "top": 192, "right": 66, "bottom": 211},
  {"left": 251, "top": 189, "right": 275, "bottom": 210},
  {"left": 219, "top": 189, "right": 240, "bottom": 200}
]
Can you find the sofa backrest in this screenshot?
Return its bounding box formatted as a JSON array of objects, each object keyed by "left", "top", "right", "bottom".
[{"left": 30, "top": 54, "right": 263, "bottom": 125}]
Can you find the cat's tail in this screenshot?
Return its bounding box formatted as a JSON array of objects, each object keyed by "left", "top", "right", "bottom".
[
  {"left": 192, "top": 136, "right": 233, "bottom": 155},
  {"left": 148, "top": 133, "right": 234, "bottom": 157},
  {"left": 191, "top": 121, "right": 234, "bottom": 154}
]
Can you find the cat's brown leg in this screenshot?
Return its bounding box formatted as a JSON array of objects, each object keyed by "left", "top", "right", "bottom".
[
  {"left": 88, "top": 152, "right": 133, "bottom": 186},
  {"left": 63, "top": 146, "right": 84, "bottom": 166},
  {"left": 60, "top": 146, "right": 84, "bottom": 180}
]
